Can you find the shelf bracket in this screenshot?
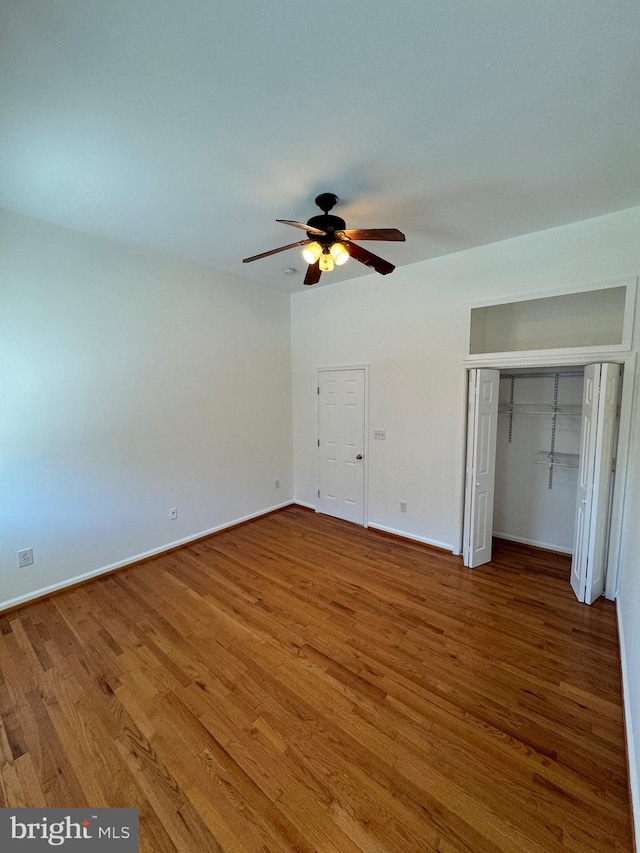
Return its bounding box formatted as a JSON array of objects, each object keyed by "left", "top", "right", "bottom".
[
  {"left": 548, "top": 373, "right": 560, "bottom": 489},
  {"left": 508, "top": 376, "right": 514, "bottom": 443}
]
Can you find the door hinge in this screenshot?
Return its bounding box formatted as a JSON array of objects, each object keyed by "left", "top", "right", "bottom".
[
  {"left": 317, "top": 439, "right": 320, "bottom": 446},
  {"left": 317, "top": 386, "right": 320, "bottom": 395},
  {"left": 317, "top": 489, "right": 320, "bottom": 498}
]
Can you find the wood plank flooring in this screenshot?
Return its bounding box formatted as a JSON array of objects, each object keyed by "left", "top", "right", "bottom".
[{"left": 0, "top": 506, "right": 632, "bottom": 851}]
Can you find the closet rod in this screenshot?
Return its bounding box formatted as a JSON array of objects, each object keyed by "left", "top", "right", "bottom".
[{"left": 499, "top": 371, "right": 583, "bottom": 380}]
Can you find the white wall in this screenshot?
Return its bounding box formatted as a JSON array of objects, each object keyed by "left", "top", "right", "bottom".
[
  {"left": 0, "top": 208, "right": 293, "bottom": 609},
  {"left": 291, "top": 204, "right": 640, "bottom": 843}
]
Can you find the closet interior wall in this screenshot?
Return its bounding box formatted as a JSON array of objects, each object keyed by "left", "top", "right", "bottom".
[{"left": 493, "top": 369, "right": 583, "bottom": 553}]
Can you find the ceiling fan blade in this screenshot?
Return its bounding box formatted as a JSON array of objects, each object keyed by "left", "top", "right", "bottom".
[
  {"left": 340, "top": 228, "right": 405, "bottom": 242},
  {"left": 243, "top": 239, "right": 312, "bottom": 263},
  {"left": 346, "top": 242, "right": 395, "bottom": 275},
  {"left": 303, "top": 261, "right": 321, "bottom": 285},
  {"left": 276, "top": 219, "right": 327, "bottom": 236}
]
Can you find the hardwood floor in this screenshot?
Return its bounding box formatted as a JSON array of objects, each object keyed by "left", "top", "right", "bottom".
[{"left": 0, "top": 506, "right": 632, "bottom": 852}]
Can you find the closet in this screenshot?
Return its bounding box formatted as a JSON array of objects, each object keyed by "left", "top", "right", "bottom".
[
  {"left": 464, "top": 363, "right": 622, "bottom": 603},
  {"left": 493, "top": 368, "right": 583, "bottom": 554}
]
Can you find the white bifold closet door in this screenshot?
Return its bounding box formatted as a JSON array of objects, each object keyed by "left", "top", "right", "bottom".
[
  {"left": 463, "top": 369, "right": 500, "bottom": 568},
  {"left": 570, "top": 363, "right": 621, "bottom": 604}
]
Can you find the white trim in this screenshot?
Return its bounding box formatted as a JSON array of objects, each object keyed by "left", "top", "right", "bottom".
[
  {"left": 0, "top": 501, "right": 295, "bottom": 613},
  {"left": 316, "top": 365, "right": 370, "bottom": 528},
  {"left": 617, "top": 598, "right": 639, "bottom": 851},
  {"left": 492, "top": 531, "right": 572, "bottom": 555},
  {"left": 466, "top": 344, "right": 631, "bottom": 364},
  {"left": 367, "top": 522, "right": 452, "bottom": 552},
  {"left": 466, "top": 276, "right": 637, "bottom": 361},
  {"left": 466, "top": 275, "right": 636, "bottom": 309},
  {"left": 455, "top": 369, "right": 471, "bottom": 557},
  {"left": 606, "top": 353, "right": 636, "bottom": 600},
  {"left": 315, "top": 363, "right": 372, "bottom": 372},
  {"left": 463, "top": 349, "right": 635, "bottom": 369},
  {"left": 457, "top": 352, "right": 635, "bottom": 601},
  {"left": 621, "top": 277, "right": 638, "bottom": 352},
  {"left": 462, "top": 370, "right": 473, "bottom": 564}
]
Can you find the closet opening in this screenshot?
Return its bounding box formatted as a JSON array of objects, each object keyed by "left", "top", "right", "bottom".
[
  {"left": 495, "top": 367, "right": 584, "bottom": 556},
  {"left": 463, "top": 363, "right": 623, "bottom": 604}
]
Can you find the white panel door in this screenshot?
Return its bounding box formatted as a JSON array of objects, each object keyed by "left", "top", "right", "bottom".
[
  {"left": 464, "top": 369, "right": 500, "bottom": 568},
  {"left": 317, "top": 369, "right": 365, "bottom": 525},
  {"left": 571, "top": 363, "right": 621, "bottom": 604}
]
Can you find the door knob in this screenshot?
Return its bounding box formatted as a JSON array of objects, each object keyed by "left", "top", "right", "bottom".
[{"left": 356, "top": 454, "right": 363, "bottom": 460}]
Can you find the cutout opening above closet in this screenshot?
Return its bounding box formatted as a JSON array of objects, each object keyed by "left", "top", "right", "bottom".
[{"left": 468, "top": 281, "right": 635, "bottom": 356}]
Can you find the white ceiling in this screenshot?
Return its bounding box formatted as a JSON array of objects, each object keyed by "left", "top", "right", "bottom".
[{"left": 2, "top": 1, "right": 639, "bottom": 293}]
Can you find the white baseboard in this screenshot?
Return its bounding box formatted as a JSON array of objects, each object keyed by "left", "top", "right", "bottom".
[
  {"left": 291, "top": 507, "right": 454, "bottom": 554},
  {"left": 0, "top": 500, "right": 295, "bottom": 613},
  {"left": 293, "top": 500, "right": 316, "bottom": 510},
  {"left": 293, "top": 509, "right": 454, "bottom": 554},
  {"left": 492, "top": 531, "right": 573, "bottom": 555},
  {"left": 367, "top": 522, "right": 453, "bottom": 553},
  {"left": 617, "top": 599, "right": 639, "bottom": 852}
]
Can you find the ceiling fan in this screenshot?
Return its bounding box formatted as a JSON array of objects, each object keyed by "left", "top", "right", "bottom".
[{"left": 242, "top": 193, "right": 406, "bottom": 285}]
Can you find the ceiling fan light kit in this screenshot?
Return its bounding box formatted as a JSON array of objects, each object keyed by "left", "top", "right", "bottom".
[
  {"left": 319, "top": 249, "right": 334, "bottom": 272},
  {"left": 330, "top": 242, "right": 349, "bottom": 265},
  {"left": 302, "top": 242, "right": 323, "bottom": 264},
  {"left": 242, "top": 193, "right": 405, "bottom": 285}
]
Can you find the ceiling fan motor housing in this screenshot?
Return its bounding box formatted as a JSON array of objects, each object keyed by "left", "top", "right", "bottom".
[{"left": 306, "top": 214, "right": 346, "bottom": 242}]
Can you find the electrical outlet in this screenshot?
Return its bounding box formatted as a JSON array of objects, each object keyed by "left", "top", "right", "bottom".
[
  {"left": 169, "top": 507, "right": 178, "bottom": 520},
  {"left": 373, "top": 429, "right": 386, "bottom": 440},
  {"left": 400, "top": 501, "right": 407, "bottom": 513},
  {"left": 18, "top": 548, "right": 34, "bottom": 567},
  {"left": 275, "top": 479, "right": 280, "bottom": 489}
]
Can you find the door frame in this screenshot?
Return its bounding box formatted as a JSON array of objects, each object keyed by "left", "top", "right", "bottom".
[
  {"left": 457, "top": 349, "right": 636, "bottom": 599},
  {"left": 315, "top": 364, "right": 370, "bottom": 528}
]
